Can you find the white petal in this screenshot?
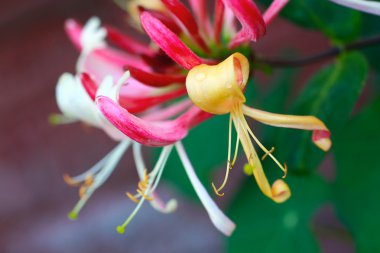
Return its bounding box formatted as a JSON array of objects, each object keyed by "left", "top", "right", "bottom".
[
  {"left": 56, "top": 73, "right": 99, "bottom": 126},
  {"left": 330, "top": 0, "right": 380, "bottom": 15},
  {"left": 80, "top": 17, "right": 107, "bottom": 54},
  {"left": 175, "top": 142, "right": 236, "bottom": 236}
]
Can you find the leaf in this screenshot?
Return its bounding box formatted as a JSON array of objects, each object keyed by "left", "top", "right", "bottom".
[
  {"left": 284, "top": 52, "right": 368, "bottom": 172},
  {"left": 226, "top": 174, "right": 328, "bottom": 253},
  {"left": 259, "top": 0, "right": 362, "bottom": 43},
  {"left": 333, "top": 96, "right": 380, "bottom": 253}
]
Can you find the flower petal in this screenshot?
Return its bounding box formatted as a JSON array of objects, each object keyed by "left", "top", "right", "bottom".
[
  {"left": 162, "top": 0, "right": 209, "bottom": 52},
  {"left": 56, "top": 73, "right": 100, "bottom": 126},
  {"left": 140, "top": 11, "right": 203, "bottom": 70},
  {"left": 125, "top": 65, "right": 186, "bottom": 87},
  {"left": 96, "top": 96, "right": 210, "bottom": 146},
  {"left": 105, "top": 25, "right": 155, "bottom": 56},
  {"left": 80, "top": 72, "right": 98, "bottom": 101},
  {"left": 188, "top": 0, "right": 212, "bottom": 36},
  {"left": 175, "top": 142, "right": 236, "bottom": 236},
  {"left": 329, "top": 0, "right": 380, "bottom": 16},
  {"left": 263, "top": 0, "right": 289, "bottom": 25},
  {"left": 118, "top": 87, "right": 187, "bottom": 113},
  {"left": 242, "top": 105, "right": 332, "bottom": 151},
  {"left": 223, "top": 0, "right": 266, "bottom": 48},
  {"left": 214, "top": 0, "right": 225, "bottom": 44}
]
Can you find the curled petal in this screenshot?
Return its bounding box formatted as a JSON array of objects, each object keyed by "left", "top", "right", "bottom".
[
  {"left": 223, "top": 0, "right": 266, "bottom": 48},
  {"left": 125, "top": 65, "right": 186, "bottom": 87},
  {"left": 140, "top": 11, "right": 203, "bottom": 70},
  {"left": 263, "top": 0, "right": 289, "bottom": 25},
  {"left": 242, "top": 105, "right": 332, "bottom": 151},
  {"left": 162, "top": 0, "right": 209, "bottom": 52},
  {"left": 96, "top": 96, "right": 211, "bottom": 146},
  {"left": 176, "top": 142, "right": 236, "bottom": 236},
  {"left": 329, "top": 0, "right": 380, "bottom": 16},
  {"left": 118, "top": 88, "right": 187, "bottom": 113}
]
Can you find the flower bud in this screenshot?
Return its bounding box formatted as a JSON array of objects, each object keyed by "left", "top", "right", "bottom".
[{"left": 186, "top": 53, "right": 250, "bottom": 115}]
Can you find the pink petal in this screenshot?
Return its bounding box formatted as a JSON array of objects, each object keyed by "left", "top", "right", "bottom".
[
  {"left": 263, "top": 0, "right": 289, "bottom": 25},
  {"left": 125, "top": 65, "right": 186, "bottom": 87},
  {"left": 96, "top": 96, "right": 211, "bottom": 146},
  {"left": 162, "top": 0, "right": 210, "bottom": 53},
  {"left": 143, "top": 99, "right": 193, "bottom": 121},
  {"left": 118, "top": 88, "right": 188, "bottom": 113},
  {"left": 80, "top": 72, "right": 98, "bottom": 101},
  {"left": 105, "top": 25, "right": 155, "bottom": 56},
  {"left": 80, "top": 48, "right": 150, "bottom": 82},
  {"left": 139, "top": 7, "right": 182, "bottom": 35},
  {"left": 64, "top": 19, "right": 83, "bottom": 50},
  {"left": 188, "top": 0, "right": 212, "bottom": 36},
  {"left": 223, "top": 0, "right": 266, "bottom": 48},
  {"left": 214, "top": 0, "right": 225, "bottom": 44},
  {"left": 140, "top": 11, "right": 204, "bottom": 70}
]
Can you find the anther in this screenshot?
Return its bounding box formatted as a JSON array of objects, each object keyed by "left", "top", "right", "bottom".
[
  {"left": 261, "top": 147, "right": 275, "bottom": 161},
  {"left": 282, "top": 163, "right": 288, "bottom": 179},
  {"left": 126, "top": 192, "right": 139, "bottom": 203},
  {"left": 212, "top": 183, "right": 225, "bottom": 197},
  {"left": 63, "top": 174, "right": 79, "bottom": 186}
]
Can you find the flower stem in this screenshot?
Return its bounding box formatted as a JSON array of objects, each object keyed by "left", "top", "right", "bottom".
[{"left": 256, "top": 34, "right": 380, "bottom": 68}]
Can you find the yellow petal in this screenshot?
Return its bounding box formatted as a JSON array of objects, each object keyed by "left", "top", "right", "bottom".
[
  {"left": 242, "top": 105, "right": 332, "bottom": 151},
  {"left": 186, "top": 53, "right": 249, "bottom": 114}
]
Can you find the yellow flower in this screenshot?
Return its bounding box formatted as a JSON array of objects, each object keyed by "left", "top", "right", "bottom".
[{"left": 186, "top": 53, "right": 331, "bottom": 203}]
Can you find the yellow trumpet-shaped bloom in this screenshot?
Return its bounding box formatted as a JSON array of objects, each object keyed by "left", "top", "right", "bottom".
[{"left": 186, "top": 53, "right": 332, "bottom": 203}]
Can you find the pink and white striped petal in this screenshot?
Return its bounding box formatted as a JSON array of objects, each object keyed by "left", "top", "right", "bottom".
[{"left": 97, "top": 96, "right": 211, "bottom": 146}]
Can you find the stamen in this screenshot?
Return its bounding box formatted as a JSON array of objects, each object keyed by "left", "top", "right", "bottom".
[
  {"left": 117, "top": 145, "right": 174, "bottom": 234},
  {"left": 261, "top": 147, "right": 275, "bottom": 161},
  {"left": 127, "top": 169, "right": 154, "bottom": 202},
  {"left": 63, "top": 174, "right": 80, "bottom": 186},
  {"left": 240, "top": 106, "right": 287, "bottom": 178},
  {"left": 67, "top": 140, "right": 130, "bottom": 220},
  {"left": 212, "top": 115, "right": 235, "bottom": 197},
  {"left": 126, "top": 192, "right": 139, "bottom": 203}
]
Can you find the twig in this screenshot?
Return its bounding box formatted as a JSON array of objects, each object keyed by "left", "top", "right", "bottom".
[{"left": 256, "top": 35, "right": 380, "bottom": 68}]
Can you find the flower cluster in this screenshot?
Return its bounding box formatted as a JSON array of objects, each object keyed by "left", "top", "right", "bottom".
[{"left": 54, "top": 0, "right": 331, "bottom": 236}]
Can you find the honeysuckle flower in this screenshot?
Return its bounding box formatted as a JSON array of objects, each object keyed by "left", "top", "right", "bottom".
[
  {"left": 330, "top": 0, "right": 380, "bottom": 16},
  {"left": 56, "top": 0, "right": 297, "bottom": 236},
  {"left": 185, "top": 53, "right": 331, "bottom": 202}
]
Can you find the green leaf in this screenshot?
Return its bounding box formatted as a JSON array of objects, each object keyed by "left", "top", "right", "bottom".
[
  {"left": 258, "top": 0, "right": 361, "bottom": 43},
  {"left": 227, "top": 174, "right": 328, "bottom": 253},
  {"left": 285, "top": 52, "right": 368, "bottom": 172},
  {"left": 333, "top": 96, "right": 380, "bottom": 253}
]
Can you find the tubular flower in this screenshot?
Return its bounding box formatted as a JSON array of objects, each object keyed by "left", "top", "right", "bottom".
[
  {"left": 56, "top": 0, "right": 298, "bottom": 236},
  {"left": 186, "top": 53, "right": 331, "bottom": 203}
]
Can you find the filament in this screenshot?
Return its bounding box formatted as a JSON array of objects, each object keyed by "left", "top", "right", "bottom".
[{"left": 239, "top": 106, "right": 287, "bottom": 178}]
